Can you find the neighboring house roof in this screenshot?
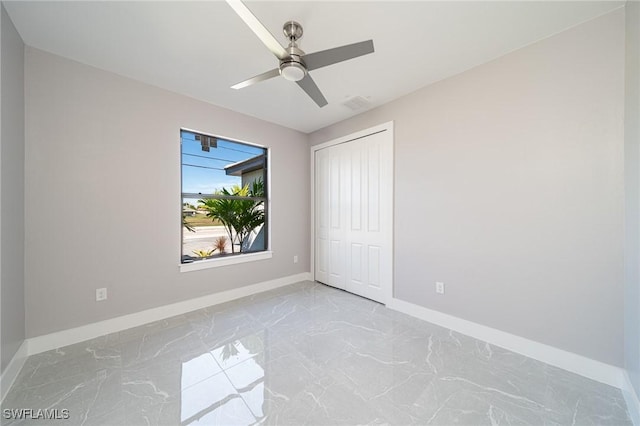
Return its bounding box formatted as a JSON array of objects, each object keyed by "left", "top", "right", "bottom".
[{"left": 224, "top": 154, "right": 266, "bottom": 176}]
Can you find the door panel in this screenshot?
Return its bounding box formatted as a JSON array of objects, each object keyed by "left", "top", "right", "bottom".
[
  {"left": 315, "top": 145, "right": 346, "bottom": 290},
  {"left": 368, "top": 246, "right": 381, "bottom": 289},
  {"left": 315, "top": 150, "right": 331, "bottom": 286},
  {"left": 330, "top": 154, "right": 341, "bottom": 229},
  {"left": 367, "top": 141, "right": 381, "bottom": 232},
  {"left": 350, "top": 243, "right": 363, "bottom": 283}
]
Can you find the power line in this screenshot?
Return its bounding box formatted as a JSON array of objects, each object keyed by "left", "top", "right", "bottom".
[
  {"left": 182, "top": 153, "right": 235, "bottom": 162},
  {"left": 182, "top": 163, "right": 227, "bottom": 171},
  {"left": 217, "top": 145, "right": 264, "bottom": 155}
]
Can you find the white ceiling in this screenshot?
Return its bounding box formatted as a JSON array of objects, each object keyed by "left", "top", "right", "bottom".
[{"left": 4, "top": 1, "right": 623, "bottom": 133}]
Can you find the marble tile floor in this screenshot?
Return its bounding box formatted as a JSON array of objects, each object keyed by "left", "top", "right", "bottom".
[{"left": 1, "top": 280, "right": 632, "bottom": 426}]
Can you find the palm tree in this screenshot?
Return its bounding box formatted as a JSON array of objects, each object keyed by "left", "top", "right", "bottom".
[
  {"left": 182, "top": 202, "right": 197, "bottom": 233},
  {"left": 199, "top": 187, "right": 241, "bottom": 253},
  {"left": 198, "top": 179, "right": 265, "bottom": 253},
  {"left": 237, "top": 179, "right": 264, "bottom": 251},
  {"left": 182, "top": 216, "right": 195, "bottom": 233}
]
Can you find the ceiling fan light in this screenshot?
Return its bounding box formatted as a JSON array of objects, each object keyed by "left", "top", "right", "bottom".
[{"left": 280, "top": 62, "right": 306, "bottom": 82}]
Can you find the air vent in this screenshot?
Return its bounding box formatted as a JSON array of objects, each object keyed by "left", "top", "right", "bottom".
[{"left": 341, "top": 96, "right": 372, "bottom": 111}]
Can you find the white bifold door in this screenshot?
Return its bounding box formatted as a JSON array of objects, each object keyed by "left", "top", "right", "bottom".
[{"left": 314, "top": 126, "right": 393, "bottom": 304}]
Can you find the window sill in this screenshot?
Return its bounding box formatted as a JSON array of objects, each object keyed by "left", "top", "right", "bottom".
[{"left": 179, "top": 251, "right": 273, "bottom": 273}]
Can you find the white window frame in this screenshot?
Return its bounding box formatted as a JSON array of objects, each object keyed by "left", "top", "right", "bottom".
[{"left": 179, "top": 128, "right": 272, "bottom": 273}]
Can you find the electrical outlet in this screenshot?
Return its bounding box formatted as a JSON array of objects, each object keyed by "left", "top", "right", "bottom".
[
  {"left": 435, "top": 282, "right": 445, "bottom": 295},
  {"left": 96, "top": 288, "right": 107, "bottom": 302},
  {"left": 293, "top": 255, "right": 299, "bottom": 264}
]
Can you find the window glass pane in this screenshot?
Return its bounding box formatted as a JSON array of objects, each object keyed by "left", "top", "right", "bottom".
[
  {"left": 182, "top": 196, "right": 231, "bottom": 262},
  {"left": 181, "top": 131, "right": 265, "bottom": 195},
  {"left": 182, "top": 196, "right": 266, "bottom": 261}
]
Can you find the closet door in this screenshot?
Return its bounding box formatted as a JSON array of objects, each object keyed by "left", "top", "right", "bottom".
[{"left": 314, "top": 128, "right": 393, "bottom": 304}]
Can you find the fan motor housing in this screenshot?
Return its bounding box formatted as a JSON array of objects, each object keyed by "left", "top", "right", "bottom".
[{"left": 279, "top": 44, "right": 307, "bottom": 82}]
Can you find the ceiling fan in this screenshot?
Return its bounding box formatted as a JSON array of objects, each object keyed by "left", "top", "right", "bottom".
[{"left": 226, "top": 0, "right": 374, "bottom": 107}]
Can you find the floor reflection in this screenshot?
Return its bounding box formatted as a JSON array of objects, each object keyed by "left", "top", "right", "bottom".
[{"left": 180, "top": 333, "right": 265, "bottom": 425}]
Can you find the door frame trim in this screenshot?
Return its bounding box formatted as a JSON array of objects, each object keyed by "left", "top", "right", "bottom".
[{"left": 310, "top": 121, "right": 394, "bottom": 303}]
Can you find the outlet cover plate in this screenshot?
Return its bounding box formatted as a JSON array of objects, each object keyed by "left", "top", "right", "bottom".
[{"left": 96, "top": 288, "right": 107, "bottom": 302}]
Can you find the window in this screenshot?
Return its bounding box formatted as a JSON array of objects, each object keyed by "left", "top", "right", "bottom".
[{"left": 181, "top": 129, "right": 268, "bottom": 266}]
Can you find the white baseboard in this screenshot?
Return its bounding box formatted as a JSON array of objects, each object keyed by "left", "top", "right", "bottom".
[
  {"left": 0, "top": 341, "right": 28, "bottom": 404},
  {"left": 388, "top": 298, "right": 625, "bottom": 389},
  {"left": 26, "top": 272, "right": 311, "bottom": 356},
  {"left": 622, "top": 371, "right": 640, "bottom": 425}
]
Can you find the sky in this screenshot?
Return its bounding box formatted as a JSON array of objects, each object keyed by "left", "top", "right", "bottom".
[{"left": 181, "top": 130, "right": 265, "bottom": 205}]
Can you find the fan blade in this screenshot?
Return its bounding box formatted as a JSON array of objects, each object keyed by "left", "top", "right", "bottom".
[
  {"left": 231, "top": 68, "right": 280, "bottom": 90},
  {"left": 302, "top": 40, "right": 374, "bottom": 71},
  {"left": 296, "top": 74, "right": 328, "bottom": 107},
  {"left": 226, "top": 0, "right": 288, "bottom": 60}
]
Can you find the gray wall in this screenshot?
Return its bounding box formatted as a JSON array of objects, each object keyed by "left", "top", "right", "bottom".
[
  {"left": 624, "top": 0, "right": 640, "bottom": 398},
  {"left": 24, "top": 48, "right": 309, "bottom": 338},
  {"left": 0, "top": 4, "right": 25, "bottom": 373},
  {"left": 310, "top": 9, "right": 625, "bottom": 366}
]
